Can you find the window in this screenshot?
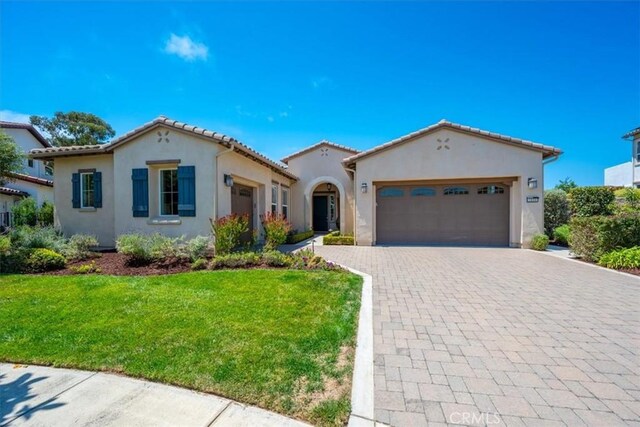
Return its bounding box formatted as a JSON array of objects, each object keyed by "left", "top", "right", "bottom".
[
  {"left": 411, "top": 187, "right": 436, "bottom": 197},
  {"left": 443, "top": 187, "right": 469, "bottom": 195},
  {"left": 477, "top": 185, "right": 505, "bottom": 195},
  {"left": 636, "top": 142, "right": 640, "bottom": 162},
  {"left": 80, "top": 173, "right": 95, "bottom": 208},
  {"left": 281, "top": 187, "right": 289, "bottom": 218},
  {"left": 379, "top": 188, "right": 404, "bottom": 197},
  {"left": 329, "top": 194, "right": 336, "bottom": 220},
  {"left": 27, "top": 159, "right": 34, "bottom": 168},
  {"left": 271, "top": 183, "right": 278, "bottom": 214},
  {"left": 160, "top": 169, "right": 178, "bottom": 215},
  {"left": 45, "top": 164, "right": 53, "bottom": 176}
]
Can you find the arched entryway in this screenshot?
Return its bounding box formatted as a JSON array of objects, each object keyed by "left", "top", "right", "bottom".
[{"left": 303, "top": 176, "right": 346, "bottom": 233}]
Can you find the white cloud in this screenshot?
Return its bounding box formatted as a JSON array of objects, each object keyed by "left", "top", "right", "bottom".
[
  {"left": 0, "top": 109, "right": 30, "bottom": 123},
  {"left": 164, "top": 33, "right": 208, "bottom": 61},
  {"left": 311, "top": 76, "right": 332, "bottom": 90},
  {"left": 267, "top": 116, "right": 274, "bottom": 123},
  {"left": 279, "top": 111, "right": 289, "bottom": 118}
]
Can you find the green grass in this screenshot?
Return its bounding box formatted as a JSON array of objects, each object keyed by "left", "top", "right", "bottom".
[{"left": 0, "top": 269, "right": 362, "bottom": 426}]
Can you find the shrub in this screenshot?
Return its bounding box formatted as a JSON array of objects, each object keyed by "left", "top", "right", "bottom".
[
  {"left": 190, "top": 258, "right": 208, "bottom": 271},
  {"left": 0, "top": 235, "right": 10, "bottom": 254},
  {"left": 553, "top": 224, "right": 571, "bottom": 247},
  {"left": 185, "top": 235, "right": 212, "bottom": 261},
  {"left": 614, "top": 188, "right": 640, "bottom": 213},
  {"left": 598, "top": 247, "right": 640, "bottom": 270},
  {"left": 27, "top": 248, "right": 66, "bottom": 272},
  {"left": 569, "top": 186, "right": 615, "bottom": 217},
  {"left": 210, "top": 214, "right": 249, "bottom": 255},
  {"left": 323, "top": 233, "right": 354, "bottom": 245},
  {"left": 37, "top": 201, "right": 54, "bottom": 226},
  {"left": 261, "top": 212, "right": 292, "bottom": 251},
  {"left": 287, "top": 229, "right": 314, "bottom": 244},
  {"left": 11, "top": 198, "right": 38, "bottom": 226},
  {"left": 544, "top": 189, "right": 570, "bottom": 236},
  {"left": 70, "top": 260, "right": 101, "bottom": 274},
  {"left": 210, "top": 251, "right": 261, "bottom": 269},
  {"left": 116, "top": 233, "right": 181, "bottom": 265},
  {"left": 10, "top": 226, "right": 67, "bottom": 253},
  {"left": 570, "top": 213, "right": 640, "bottom": 262},
  {"left": 530, "top": 234, "right": 549, "bottom": 251},
  {"left": 64, "top": 234, "right": 99, "bottom": 260},
  {"left": 261, "top": 250, "right": 292, "bottom": 267}
]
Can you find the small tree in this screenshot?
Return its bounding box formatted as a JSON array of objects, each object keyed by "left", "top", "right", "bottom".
[
  {"left": 544, "top": 189, "right": 570, "bottom": 237},
  {"left": 555, "top": 177, "right": 578, "bottom": 193},
  {"left": 0, "top": 131, "right": 24, "bottom": 185},
  {"left": 12, "top": 198, "right": 38, "bottom": 226},
  {"left": 30, "top": 111, "right": 115, "bottom": 146}
]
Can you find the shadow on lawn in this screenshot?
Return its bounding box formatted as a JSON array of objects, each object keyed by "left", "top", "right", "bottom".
[{"left": 0, "top": 371, "right": 65, "bottom": 425}]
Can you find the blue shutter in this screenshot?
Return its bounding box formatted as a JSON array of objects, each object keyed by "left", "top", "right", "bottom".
[
  {"left": 94, "top": 172, "right": 102, "bottom": 208},
  {"left": 72, "top": 173, "right": 80, "bottom": 208},
  {"left": 177, "top": 166, "right": 196, "bottom": 217},
  {"left": 131, "top": 168, "right": 149, "bottom": 217}
]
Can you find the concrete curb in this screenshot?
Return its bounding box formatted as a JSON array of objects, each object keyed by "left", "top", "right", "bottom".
[
  {"left": 342, "top": 267, "right": 375, "bottom": 427},
  {"left": 533, "top": 249, "right": 640, "bottom": 282}
]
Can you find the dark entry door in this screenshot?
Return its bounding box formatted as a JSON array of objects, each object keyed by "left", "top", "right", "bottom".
[
  {"left": 231, "top": 184, "right": 254, "bottom": 244},
  {"left": 313, "top": 195, "right": 329, "bottom": 232}
]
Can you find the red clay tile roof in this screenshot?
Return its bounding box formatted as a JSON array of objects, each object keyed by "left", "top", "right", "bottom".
[
  {"left": 0, "top": 186, "right": 30, "bottom": 197},
  {"left": 281, "top": 140, "right": 360, "bottom": 164},
  {"left": 30, "top": 116, "right": 297, "bottom": 181},
  {"left": 623, "top": 126, "right": 640, "bottom": 139},
  {"left": 8, "top": 172, "right": 54, "bottom": 187},
  {"left": 0, "top": 121, "right": 51, "bottom": 148},
  {"left": 343, "top": 119, "right": 563, "bottom": 165}
]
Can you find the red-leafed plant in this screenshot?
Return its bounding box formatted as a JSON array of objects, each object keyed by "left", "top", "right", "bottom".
[
  {"left": 210, "top": 214, "right": 249, "bottom": 255},
  {"left": 261, "top": 212, "right": 291, "bottom": 251}
]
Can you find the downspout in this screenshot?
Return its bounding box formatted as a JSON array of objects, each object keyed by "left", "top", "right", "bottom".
[
  {"left": 344, "top": 165, "right": 357, "bottom": 246},
  {"left": 214, "top": 145, "right": 235, "bottom": 218},
  {"left": 542, "top": 154, "right": 560, "bottom": 166}
]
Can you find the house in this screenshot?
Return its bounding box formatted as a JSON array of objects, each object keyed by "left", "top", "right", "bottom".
[
  {"left": 30, "top": 116, "right": 561, "bottom": 247},
  {"left": 604, "top": 126, "right": 640, "bottom": 188},
  {"left": 0, "top": 121, "right": 54, "bottom": 225}
]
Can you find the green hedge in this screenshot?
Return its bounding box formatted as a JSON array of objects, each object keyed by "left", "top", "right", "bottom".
[
  {"left": 570, "top": 213, "right": 640, "bottom": 262},
  {"left": 287, "top": 229, "right": 314, "bottom": 244},
  {"left": 323, "top": 234, "right": 354, "bottom": 245},
  {"left": 599, "top": 247, "right": 640, "bottom": 270},
  {"left": 569, "top": 186, "right": 615, "bottom": 217}
]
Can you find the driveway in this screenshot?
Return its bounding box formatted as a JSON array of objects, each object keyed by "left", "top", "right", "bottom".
[{"left": 315, "top": 246, "right": 640, "bottom": 426}]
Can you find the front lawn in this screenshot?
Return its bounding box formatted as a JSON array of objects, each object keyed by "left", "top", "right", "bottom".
[{"left": 0, "top": 269, "right": 362, "bottom": 426}]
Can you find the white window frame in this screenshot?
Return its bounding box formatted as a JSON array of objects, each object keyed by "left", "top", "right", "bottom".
[
  {"left": 80, "top": 172, "right": 95, "bottom": 208},
  {"left": 281, "top": 186, "right": 289, "bottom": 218},
  {"left": 271, "top": 182, "right": 279, "bottom": 215},
  {"left": 636, "top": 141, "right": 640, "bottom": 162},
  {"left": 159, "top": 168, "right": 179, "bottom": 216}
]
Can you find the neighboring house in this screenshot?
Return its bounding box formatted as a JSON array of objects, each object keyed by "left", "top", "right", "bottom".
[
  {"left": 604, "top": 126, "right": 640, "bottom": 187},
  {"left": 0, "top": 121, "right": 54, "bottom": 225},
  {"left": 30, "top": 116, "right": 561, "bottom": 248}
]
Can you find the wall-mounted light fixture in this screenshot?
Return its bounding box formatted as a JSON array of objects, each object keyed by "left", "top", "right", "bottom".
[
  {"left": 224, "top": 174, "right": 234, "bottom": 187},
  {"left": 327, "top": 183, "right": 333, "bottom": 191},
  {"left": 361, "top": 182, "right": 368, "bottom": 194},
  {"left": 527, "top": 178, "right": 538, "bottom": 189}
]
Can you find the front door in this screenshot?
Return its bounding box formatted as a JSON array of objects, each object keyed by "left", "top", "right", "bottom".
[
  {"left": 313, "top": 195, "right": 329, "bottom": 232},
  {"left": 231, "top": 184, "right": 254, "bottom": 244}
]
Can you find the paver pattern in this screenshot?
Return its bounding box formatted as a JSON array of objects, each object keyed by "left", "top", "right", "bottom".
[{"left": 315, "top": 246, "right": 640, "bottom": 426}]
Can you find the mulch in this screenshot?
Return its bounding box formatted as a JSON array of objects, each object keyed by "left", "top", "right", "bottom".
[{"left": 51, "top": 252, "right": 193, "bottom": 276}]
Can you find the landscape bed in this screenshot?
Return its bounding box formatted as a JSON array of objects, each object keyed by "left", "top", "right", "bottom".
[{"left": 0, "top": 269, "right": 363, "bottom": 426}]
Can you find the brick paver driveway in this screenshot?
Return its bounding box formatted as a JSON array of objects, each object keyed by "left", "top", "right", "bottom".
[{"left": 315, "top": 246, "right": 640, "bottom": 426}]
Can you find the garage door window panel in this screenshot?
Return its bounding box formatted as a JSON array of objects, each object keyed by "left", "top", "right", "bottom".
[
  {"left": 379, "top": 188, "right": 405, "bottom": 197},
  {"left": 444, "top": 187, "right": 469, "bottom": 195},
  {"left": 411, "top": 187, "right": 436, "bottom": 197},
  {"left": 477, "top": 185, "right": 505, "bottom": 194}
]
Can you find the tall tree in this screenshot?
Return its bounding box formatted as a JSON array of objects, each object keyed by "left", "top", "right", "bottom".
[
  {"left": 0, "top": 131, "right": 25, "bottom": 185},
  {"left": 30, "top": 111, "right": 115, "bottom": 146},
  {"left": 555, "top": 177, "right": 578, "bottom": 193}
]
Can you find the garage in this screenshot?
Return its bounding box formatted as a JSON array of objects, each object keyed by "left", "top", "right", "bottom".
[{"left": 376, "top": 182, "right": 510, "bottom": 246}]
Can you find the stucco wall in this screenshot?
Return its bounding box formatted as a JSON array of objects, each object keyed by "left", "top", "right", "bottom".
[
  {"left": 285, "top": 145, "right": 355, "bottom": 234},
  {"left": 352, "top": 129, "right": 544, "bottom": 247},
  {"left": 604, "top": 161, "right": 633, "bottom": 187},
  {"left": 218, "top": 149, "right": 295, "bottom": 238},
  {"left": 53, "top": 155, "right": 115, "bottom": 245},
  {"left": 113, "top": 128, "right": 218, "bottom": 240},
  {"left": 7, "top": 180, "right": 53, "bottom": 206},
  {"left": 3, "top": 128, "right": 52, "bottom": 180}
]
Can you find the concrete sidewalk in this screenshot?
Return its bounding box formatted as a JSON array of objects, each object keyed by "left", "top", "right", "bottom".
[{"left": 1, "top": 363, "right": 309, "bottom": 427}]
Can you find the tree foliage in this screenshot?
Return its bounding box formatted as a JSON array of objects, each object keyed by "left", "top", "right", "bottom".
[
  {"left": 30, "top": 111, "right": 115, "bottom": 146},
  {"left": 0, "top": 131, "right": 24, "bottom": 185},
  {"left": 555, "top": 177, "right": 578, "bottom": 193},
  {"left": 569, "top": 186, "right": 615, "bottom": 217},
  {"left": 544, "top": 189, "right": 570, "bottom": 236}
]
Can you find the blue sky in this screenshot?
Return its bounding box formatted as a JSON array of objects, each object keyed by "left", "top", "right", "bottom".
[{"left": 1, "top": 1, "right": 638, "bottom": 188}]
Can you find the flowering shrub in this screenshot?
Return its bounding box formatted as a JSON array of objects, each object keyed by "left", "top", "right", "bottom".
[
  {"left": 261, "top": 212, "right": 291, "bottom": 251},
  {"left": 210, "top": 214, "right": 249, "bottom": 255},
  {"left": 116, "top": 233, "right": 181, "bottom": 265}
]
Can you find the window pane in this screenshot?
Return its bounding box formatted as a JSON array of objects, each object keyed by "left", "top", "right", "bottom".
[
  {"left": 81, "top": 173, "right": 94, "bottom": 208},
  {"left": 477, "top": 185, "right": 505, "bottom": 195},
  {"left": 379, "top": 188, "right": 404, "bottom": 197},
  {"left": 282, "top": 206, "right": 288, "bottom": 218},
  {"left": 443, "top": 187, "right": 469, "bottom": 195},
  {"left": 161, "top": 169, "right": 178, "bottom": 215},
  {"left": 411, "top": 187, "right": 436, "bottom": 197},
  {"left": 282, "top": 188, "right": 288, "bottom": 205}
]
